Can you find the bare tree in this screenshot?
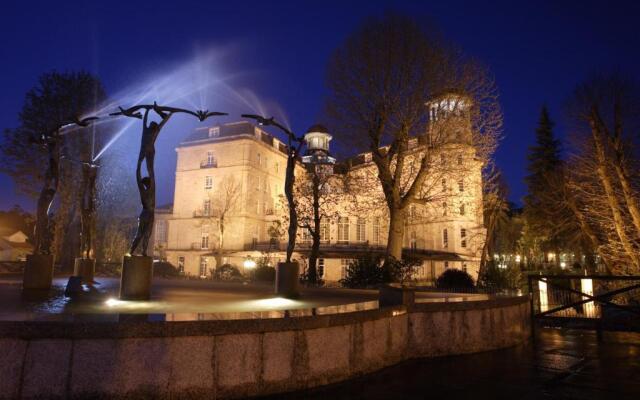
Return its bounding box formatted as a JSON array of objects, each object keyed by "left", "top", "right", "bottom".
[
  {"left": 325, "top": 14, "right": 502, "bottom": 266},
  {"left": 290, "top": 164, "right": 347, "bottom": 283},
  {"left": 201, "top": 176, "right": 241, "bottom": 268},
  {"left": 478, "top": 166, "right": 509, "bottom": 276},
  {"left": 565, "top": 74, "right": 640, "bottom": 274}
]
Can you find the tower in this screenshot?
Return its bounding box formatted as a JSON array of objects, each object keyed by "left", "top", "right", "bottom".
[
  {"left": 302, "top": 124, "right": 336, "bottom": 166},
  {"left": 425, "top": 91, "right": 473, "bottom": 145}
]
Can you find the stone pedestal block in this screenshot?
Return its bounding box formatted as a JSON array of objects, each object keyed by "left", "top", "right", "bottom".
[
  {"left": 275, "top": 262, "right": 300, "bottom": 299},
  {"left": 74, "top": 258, "right": 96, "bottom": 283},
  {"left": 120, "top": 255, "right": 153, "bottom": 300},
  {"left": 379, "top": 284, "right": 415, "bottom": 307},
  {"left": 23, "top": 254, "right": 54, "bottom": 290}
]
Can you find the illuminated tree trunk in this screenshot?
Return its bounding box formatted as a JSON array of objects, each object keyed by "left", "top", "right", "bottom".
[
  {"left": 590, "top": 116, "right": 640, "bottom": 270},
  {"left": 386, "top": 208, "right": 405, "bottom": 262}
]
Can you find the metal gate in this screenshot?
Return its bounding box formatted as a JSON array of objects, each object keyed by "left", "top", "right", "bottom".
[{"left": 528, "top": 274, "right": 640, "bottom": 333}]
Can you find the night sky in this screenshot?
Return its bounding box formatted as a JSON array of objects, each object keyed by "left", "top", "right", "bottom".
[{"left": 1, "top": 0, "right": 639, "bottom": 211}]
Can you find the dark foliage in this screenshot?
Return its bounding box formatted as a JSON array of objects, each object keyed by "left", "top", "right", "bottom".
[
  {"left": 435, "top": 269, "right": 475, "bottom": 290},
  {"left": 154, "top": 261, "right": 181, "bottom": 278},
  {"left": 213, "top": 264, "right": 242, "bottom": 281},
  {"left": 340, "top": 253, "right": 386, "bottom": 288},
  {"left": 254, "top": 265, "right": 276, "bottom": 282}
]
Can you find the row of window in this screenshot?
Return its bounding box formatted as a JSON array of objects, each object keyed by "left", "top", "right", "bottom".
[
  {"left": 302, "top": 217, "right": 383, "bottom": 244},
  {"left": 439, "top": 153, "right": 466, "bottom": 166},
  {"left": 442, "top": 228, "right": 467, "bottom": 249},
  {"left": 441, "top": 178, "right": 465, "bottom": 193},
  {"left": 408, "top": 202, "right": 469, "bottom": 218},
  {"left": 177, "top": 255, "right": 466, "bottom": 280}
]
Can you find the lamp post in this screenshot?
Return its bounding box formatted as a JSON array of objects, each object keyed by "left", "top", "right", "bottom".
[
  {"left": 242, "top": 114, "right": 304, "bottom": 297},
  {"left": 111, "top": 103, "right": 227, "bottom": 300}
]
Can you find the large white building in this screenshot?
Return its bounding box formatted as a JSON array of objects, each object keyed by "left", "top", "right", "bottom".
[{"left": 152, "top": 95, "right": 486, "bottom": 283}]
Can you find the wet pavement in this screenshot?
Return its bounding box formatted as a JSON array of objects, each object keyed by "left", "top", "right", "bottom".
[{"left": 266, "top": 328, "right": 640, "bottom": 400}]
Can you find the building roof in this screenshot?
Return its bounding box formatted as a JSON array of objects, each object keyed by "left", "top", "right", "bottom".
[
  {"left": 305, "top": 124, "right": 329, "bottom": 134},
  {"left": 0, "top": 237, "right": 33, "bottom": 250},
  {"left": 179, "top": 121, "right": 290, "bottom": 155}
]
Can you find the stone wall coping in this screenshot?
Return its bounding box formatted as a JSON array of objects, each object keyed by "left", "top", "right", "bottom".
[{"left": 0, "top": 295, "right": 528, "bottom": 340}]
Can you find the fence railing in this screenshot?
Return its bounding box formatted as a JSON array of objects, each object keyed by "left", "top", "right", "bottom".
[{"left": 528, "top": 274, "right": 640, "bottom": 332}]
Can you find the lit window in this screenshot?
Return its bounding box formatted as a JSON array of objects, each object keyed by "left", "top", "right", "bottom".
[
  {"left": 199, "top": 257, "right": 208, "bottom": 277},
  {"left": 302, "top": 227, "right": 311, "bottom": 242},
  {"left": 320, "top": 220, "right": 330, "bottom": 242},
  {"left": 155, "top": 220, "right": 167, "bottom": 242},
  {"left": 364, "top": 153, "right": 372, "bottom": 162},
  {"left": 205, "top": 176, "right": 213, "bottom": 190},
  {"left": 208, "top": 127, "right": 220, "bottom": 138},
  {"left": 201, "top": 225, "right": 210, "bottom": 249},
  {"left": 338, "top": 217, "right": 350, "bottom": 243},
  {"left": 356, "top": 218, "right": 366, "bottom": 242},
  {"left": 443, "top": 228, "right": 448, "bottom": 249},
  {"left": 318, "top": 258, "right": 325, "bottom": 278},
  {"left": 458, "top": 179, "right": 464, "bottom": 192},
  {"left": 461, "top": 228, "right": 467, "bottom": 248},
  {"left": 372, "top": 217, "right": 381, "bottom": 245},
  {"left": 341, "top": 259, "right": 351, "bottom": 279}
]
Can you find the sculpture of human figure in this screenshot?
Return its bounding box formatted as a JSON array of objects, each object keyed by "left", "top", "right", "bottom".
[
  {"left": 33, "top": 133, "right": 61, "bottom": 254},
  {"left": 80, "top": 162, "right": 98, "bottom": 259},
  {"left": 112, "top": 103, "right": 226, "bottom": 256}
]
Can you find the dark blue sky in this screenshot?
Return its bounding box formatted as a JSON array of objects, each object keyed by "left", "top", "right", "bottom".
[{"left": 1, "top": 0, "right": 639, "bottom": 211}]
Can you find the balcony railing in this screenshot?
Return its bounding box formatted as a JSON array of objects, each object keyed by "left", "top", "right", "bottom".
[{"left": 200, "top": 160, "right": 217, "bottom": 169}]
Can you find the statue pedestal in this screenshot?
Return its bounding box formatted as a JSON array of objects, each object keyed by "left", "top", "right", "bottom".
[
  {"left": 23, "top": 254, "right": 54, "bottom": 290},
  {"left": 120, "top": 255, "right": 153, "bottom": 300},
  {"left": 74, "top": 258, "right": 96, "bottom": 283},
  {"left": 275, "top": 262, "right": 300, "bottom": 298}
]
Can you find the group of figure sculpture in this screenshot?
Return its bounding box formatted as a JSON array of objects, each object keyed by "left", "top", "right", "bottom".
[{"left": 31, "top": 104, "right": 226, "bottom": 265}]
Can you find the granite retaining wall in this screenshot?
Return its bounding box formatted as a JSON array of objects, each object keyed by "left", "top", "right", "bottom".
[{"left": 0, "top": 296, "right": 530, "bottom": 399}]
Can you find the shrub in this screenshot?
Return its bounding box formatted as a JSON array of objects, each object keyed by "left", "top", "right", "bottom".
[
  {"left": 436, "top": 268, "right": 475, "bottom": 290},
  {"left": 254, "top": 265, "right": 276, "bottom": 282},
  {"left": 153, "top": 261, "right": 181, "bottom": 278},
  {"left": 214, "top": 264, "right": 242, "bottom": 281},
  {"left": 340, "top": 253, "right": 386, "bottom": 288},
  {"left": 385, "top": 256, "right": 422, "bottom": 284}
]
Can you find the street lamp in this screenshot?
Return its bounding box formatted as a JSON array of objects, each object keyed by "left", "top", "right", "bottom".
[{"left": 243, "top": 256, "right": 257, "bottom": 270}]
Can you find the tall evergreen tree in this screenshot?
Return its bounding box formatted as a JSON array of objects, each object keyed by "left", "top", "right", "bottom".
[{"left": 523, "top": 106, "right": 564, "bottom": 265}]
